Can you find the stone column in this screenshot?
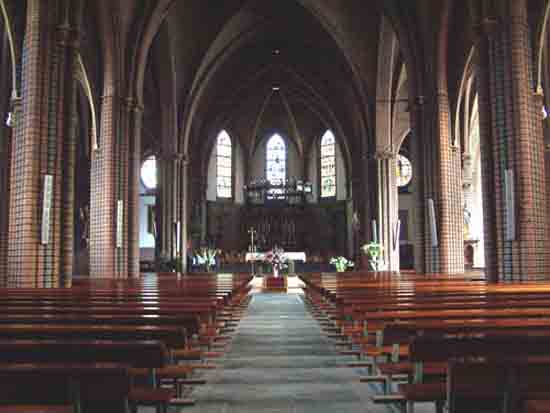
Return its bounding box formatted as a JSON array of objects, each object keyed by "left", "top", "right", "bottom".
[
  {"left": 179, "top": 157, "right": 189, "bottom": 273},
  {"left": 158, "top": 156, "right": 173, "bottom": 259},
  {"left": 476, "top": 0, "right": 548, "bottom": 280},
  {"left": 200, "top": 179, "right": 208, "bottom": 244},
  {"left": 375, "top": 151, "right": 400, "bottom": 271},
  {"left": 127, "top": 102, "right": 143, "bottom": 278}
]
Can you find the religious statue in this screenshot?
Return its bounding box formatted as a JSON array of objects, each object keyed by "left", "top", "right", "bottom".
[
  {"left": 463, "top": 204, "right": 472, "bottom": 240},
  {"left": 79, "top": 205, "right": 90, "bottom": 248}
]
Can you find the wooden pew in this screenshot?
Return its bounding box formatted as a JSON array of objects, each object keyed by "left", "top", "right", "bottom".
[
  {"left": 0, "top": 273, "right": 253, "bottom": 411},
  {"left": 0, "top": 340, "right": 172, "bottom": 413},
  {"left": 0, "top": 363, "right": 129, "bottom": 413},
  {"left": 402, "top": 333, "right": 550, "bottom": 413},
  {"left": 300, "top": 273, "right": 550, "bottom": 413}
]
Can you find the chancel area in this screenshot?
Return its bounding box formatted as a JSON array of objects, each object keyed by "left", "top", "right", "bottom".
[{"left": 2, "top": 0, "right": 550, "bottom": 412}]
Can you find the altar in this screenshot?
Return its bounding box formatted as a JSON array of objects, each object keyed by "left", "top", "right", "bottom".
[
  {"left": 245, "top": 252, "right": 307, "bottom": 263},
  {"left": 245, "top": 252, "right": 306, "bottom": 276}
]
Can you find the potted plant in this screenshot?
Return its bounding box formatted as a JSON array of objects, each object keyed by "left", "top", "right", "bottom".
[
  {"left": 329, "top": 256, "right": 354, "bottom": 273},
  {"left": 264, "top": 246, "right": 288, "bottom": 277},
  {"left": 195, "top": 247, "right": 219, "bottom": 272},
  {"left": 361, "top": 242, "right": 384, "bottom": 271}
]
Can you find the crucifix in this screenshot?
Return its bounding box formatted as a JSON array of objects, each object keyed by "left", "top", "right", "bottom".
[{"left": 248, "top": 227, "right": 257, "bottom": 252}]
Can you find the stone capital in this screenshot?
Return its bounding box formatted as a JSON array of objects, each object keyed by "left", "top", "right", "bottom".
[{"left": 374, "top": 150, "right": 395, "bottom": 160}]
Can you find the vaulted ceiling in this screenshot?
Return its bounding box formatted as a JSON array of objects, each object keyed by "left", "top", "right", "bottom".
[{"left": 67, "top": 0, "right": 550, "bottom": 178}]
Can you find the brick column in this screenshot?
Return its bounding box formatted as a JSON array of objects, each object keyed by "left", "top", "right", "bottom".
[
  {"left": 409, "top": 100, "right": 427, "bottom": 274},
  {"left": 115, "top": 99, "right": 130, "bottom": 277},
  {"left": 476, "top": 0, "right": 548, "bottom": 280},
  {"left": 179, "top": 157, "right": 189, "bottom": 273},
  {"left": 8, "top": 0, "right": 80, "bottom": 287},
  {"left": 90, "top": 94, "right": 117, "bottom": 277},
  {"left": 434, "top": 90, "right": 464, "bottom": 274},
  {"left": 127, "top": 103, "right": 143, "bottom": 278},
  {"left": 58, "top": 18, "right": 81, "bottom": 283},
  {"left": 158, "top": 156, "right": 175, "bottom": 259}
]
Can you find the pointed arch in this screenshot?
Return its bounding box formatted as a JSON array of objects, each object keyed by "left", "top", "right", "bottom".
[
  {"left": 0, "top": 0, "right": 18, "bottom": 97},
  {"left": 75, "top": 54, "right": 99, "bottom": 151}
]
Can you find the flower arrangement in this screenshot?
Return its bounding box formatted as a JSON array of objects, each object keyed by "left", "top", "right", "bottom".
[
  {"left": 330, "top": 256, "right": 354, "bottom": 272},
  {"left": 195, "top": 247, "right": 220, "bottom": 272},
  {"left": 264, "top": 246, "right": 288, "bottom": 276},
  {"left": 361, "top": 242, "right": 384, "bottom": 271}
]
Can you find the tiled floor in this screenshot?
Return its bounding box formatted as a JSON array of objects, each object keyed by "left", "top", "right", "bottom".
[{"left": 171, "top": 292, "right": 433, "bottom": 413}]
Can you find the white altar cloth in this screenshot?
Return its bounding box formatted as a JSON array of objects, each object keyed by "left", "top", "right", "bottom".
[{"left": 245, "top": 252, "right": 307, "bottom": 262}]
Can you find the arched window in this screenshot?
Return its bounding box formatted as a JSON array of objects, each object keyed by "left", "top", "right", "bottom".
[
  {"left": 320, "top": 130, "right": 336, "bottom": 198},
  {"left": 266, "top": 134, "right": 286, "bottom": 184},
  {"left": 266, "top": 134, "right": 286, "bottom": 199},
  {"left": 396, "top": 154, "right": 412, "bottom": 187},
  {"left": 141, "top": 155, "right": 157, "bottom": 190},
  {"left": 216, "top": 130, "right": 232, "bottom": 198}
]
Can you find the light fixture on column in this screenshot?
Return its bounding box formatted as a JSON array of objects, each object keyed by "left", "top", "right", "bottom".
[{"left": 5, "top": 111, "right": 13, "bottom": 127}]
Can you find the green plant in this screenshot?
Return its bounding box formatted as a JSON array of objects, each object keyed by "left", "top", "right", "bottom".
[
  {"left": 361, "top": 242, "right": 384, "bottom": 271},
  {"left": 330, "top": 256, "right": 354, "bottom": 272},
  {"left": 195, "top": 247, "right": 220, "bottom": 271}
]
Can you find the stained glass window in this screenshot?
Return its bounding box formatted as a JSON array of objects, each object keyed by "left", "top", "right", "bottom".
[
  {"left": 216, "top": 130, "right": 232, "bottom": 198},
  {"left": 320, "top": 130, "right": 336, "bottom": 198},
  {"left": 266, "top": 134, "right": 286, "bottom": 199},
  {"left": 396, "top": 154, "right": 412, "bottom": 187},
  {"left": 141, "top": 156, "right": 157, "bottom": 190}
]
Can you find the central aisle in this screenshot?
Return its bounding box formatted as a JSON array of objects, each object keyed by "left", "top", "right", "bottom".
[{"left": 185, "top": 292, "right": 390, "bottom": 413}]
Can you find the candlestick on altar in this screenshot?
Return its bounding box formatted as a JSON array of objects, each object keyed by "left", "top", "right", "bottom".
[
  {"left": 248, "top": 227, "right": 257, "bottom": 252},
  {"left": 247, "top": 227, "right": 258, "bottom": 276}
]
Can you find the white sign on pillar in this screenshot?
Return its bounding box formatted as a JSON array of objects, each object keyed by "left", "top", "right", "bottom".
[
  {"left": 393, "top": 220, "right": 401, "bottom": 252},
  {"left": 116, "top": 200, "right": 123, "bottom": 248},
  {"left": 504, "top": 169, "right": 516, "bottom": 241},
  {"left": 41, "top": 175, "right": 53, "bottom": 245},
  {"left": 428, "top": 198, "right": 438, "bottom": 247},
  {"left": 175, "top": 221, "right": 181, "bottom": 255}
]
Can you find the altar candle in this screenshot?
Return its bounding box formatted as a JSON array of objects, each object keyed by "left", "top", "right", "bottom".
[{"left": 372, "top": 220, "right": 377, "bottom": 243}]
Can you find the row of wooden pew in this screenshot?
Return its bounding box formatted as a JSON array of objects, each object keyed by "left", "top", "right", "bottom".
[
  {"left": 0, "top": 272, "right": 253, "bottom": 413},
  {"left": 300, "top": 272, "right": 550, "bottom": 413}
]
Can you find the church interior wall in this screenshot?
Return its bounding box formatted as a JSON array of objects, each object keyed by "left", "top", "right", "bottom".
[
  {"left": 206, "top": 145, "right": 217, "bottom": 202},
  {"left": 3, "top": 0, "right": 549, "bottom": 279}
]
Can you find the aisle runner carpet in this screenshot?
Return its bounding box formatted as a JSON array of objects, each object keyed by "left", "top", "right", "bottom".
[{"left": 181, "top": 293, "right": 429, "bottom": 413}]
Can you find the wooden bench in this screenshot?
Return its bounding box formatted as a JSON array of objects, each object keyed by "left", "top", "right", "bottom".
[
  {"left": 0, "top": 363, "right": 130, "bottom": 413},
  {"left": 300, "top": 273, "right": 550, "bottom": 413},
  {"left": 0, "top": 273, "right": 253, "bottom": 411}
]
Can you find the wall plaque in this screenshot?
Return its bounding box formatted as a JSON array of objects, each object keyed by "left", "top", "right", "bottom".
[
  {"left": 116, "top": 200, "right": 123, "bottom": 248},
  {"left": 41, "top": 175, "right": 53, "bottom": 245}
]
